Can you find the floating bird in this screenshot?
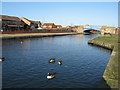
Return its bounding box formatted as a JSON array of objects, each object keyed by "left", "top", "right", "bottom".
[
  {"left": 47, "top": 72, "right": 56, "bottom": 80},
  {"left": 58, "top": 61, "right": 62, "bottom": 65},
  {"left": 48, "top": 58, "right": 55, "bottom": 63},
  {"left": 0, "top": 57, "right": 4, "bottom": 61}
]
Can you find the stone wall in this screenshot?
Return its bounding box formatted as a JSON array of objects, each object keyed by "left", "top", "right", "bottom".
[
  {"left": 88, "top": 38, "right": 118, "bottom": 88},
  {"left": 101, "top": 26, "right": 118, "bottom": 35}
]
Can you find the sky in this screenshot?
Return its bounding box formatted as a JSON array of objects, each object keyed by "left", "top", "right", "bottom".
[{"left": 2, "top": 2, "right": 118, "bottom": 27}]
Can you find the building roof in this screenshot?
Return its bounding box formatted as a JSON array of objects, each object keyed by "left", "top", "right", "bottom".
[
  {"left": 0, "top": 15, "right": 20, "bottom": 21},
  {"left": 43, "top": 23, "right": 55, "bottom": 26},
  {"left": 56, "top": 25, "right": 62, "bottom": 27},
  {"left": 66, "top": 26, "right": 72, "bottom": 27},
  {"left": 42, "top": 27, "right": 67, "bottom": 30},
  {"left": 20, "top": 17, "right": 41, "bottom": 26},
  {"left": 21, "top": 17, "right": 41, "bottom": 24}
]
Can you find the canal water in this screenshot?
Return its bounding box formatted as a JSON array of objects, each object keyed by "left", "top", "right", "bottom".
[{"left": 2, "top": 34, "right": 111, "bottom": 88}]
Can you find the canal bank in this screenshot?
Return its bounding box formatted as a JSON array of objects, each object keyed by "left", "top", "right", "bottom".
[
  {"left": 0, "top": 32, "right": 80, "bottom": 39},
  {"left": 88, "top": 35, "right": 119, "bottom": 88}
]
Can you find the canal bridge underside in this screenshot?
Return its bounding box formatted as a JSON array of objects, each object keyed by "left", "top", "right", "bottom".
[{"left": 84, "top": 29, "right": 101, "bottom": 34}]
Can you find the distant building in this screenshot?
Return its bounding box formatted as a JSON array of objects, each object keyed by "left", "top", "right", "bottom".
[
  {"left": 42, "top": 23, "right": 57, "bottom": 29},
  {"left": 72, "top": 26, "right": 84, "bottom": 33},
  {"left": 101, "top": 26, "right": 118, "bottom": 34},
  {"left": 84, "top": 24, "right": 90, "bottom": 28},
  {"left": 20, "top": 17, "right": 41, "bottom": 30},
  {"left": 56, "top": 25, "right": 62, "bottom": 28},
  {"left": 0, "top": 15, "right": 25, "bottom": 31},
  {"left": 0, "top": 15, "right": 42, "bottom": 31},
  {"left": 66, "top": 26, "right": 72, "bottom": 29}
]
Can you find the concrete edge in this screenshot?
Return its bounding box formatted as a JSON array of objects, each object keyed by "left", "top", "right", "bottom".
[{"left": 88, "top": 39, "right": 118, "bottom": 88}]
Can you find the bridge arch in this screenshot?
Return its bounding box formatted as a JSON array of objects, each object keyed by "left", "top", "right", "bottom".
[
  {"left": 72, "top": 25, "right": 102, "bottom": 33},
  {"left": 83, "top": 25, "right": 101, "bottom": 34}
]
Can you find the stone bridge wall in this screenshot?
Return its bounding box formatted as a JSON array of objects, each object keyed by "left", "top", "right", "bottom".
[{"left": 101, "top": 26, "right": 119, "bottom": 35}]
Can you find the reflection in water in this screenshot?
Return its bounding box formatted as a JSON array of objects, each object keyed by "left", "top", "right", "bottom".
[
  {"left": 2, "top": 34, "right": 111, "bottom": 88},
  {"left": 70, "top": 34, "right": 83, "bottom": 39},
  {"left": 22, "top": 39, "right": 31, "bottom": 49}
]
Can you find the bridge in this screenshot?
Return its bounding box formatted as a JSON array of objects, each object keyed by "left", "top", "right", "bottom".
[
  {"left": 83, "top": 25, "right": 102, "bottom": 34},
  {"left": 72, "top": 25, "right": 118, "bottom": 34},
  {"left": 83, "top": 25, "right": 102, "bottom": 31},
  {"left": 72, "top": 25, "right": 102, "bottom": 33}
]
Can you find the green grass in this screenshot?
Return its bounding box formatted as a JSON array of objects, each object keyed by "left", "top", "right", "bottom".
[
  {"left": 109, "top": 74, "right": 117, "bottom": 79},
  {"left": 92, "top": 35, "right": 118, "bottom": 44}
]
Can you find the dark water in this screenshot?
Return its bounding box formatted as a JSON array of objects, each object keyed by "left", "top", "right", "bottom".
[{"left": 2, "top": 34, "right": 111, "bottom": 88}]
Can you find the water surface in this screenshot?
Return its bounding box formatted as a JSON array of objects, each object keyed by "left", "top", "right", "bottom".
[{"left": 2, "top": 34, "right": 111, "bottom": 88}]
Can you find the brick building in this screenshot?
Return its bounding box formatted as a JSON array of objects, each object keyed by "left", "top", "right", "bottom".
[
  {"left": 0, "top": 15, "right": 25, "bottom": 31},
  {"left": 0, "top": 15, "right": 42, "bottom": 31},
  {"left": 66, "top": 26, "right": 72, "bottom": 29},
  {"left": 20, "top": 17, "right": 41, "bottom": 30},
  {"left": 42, "top": 23, "right": 57, "bottom": 29},
  {"left": 56, "top": 25, "right": 62, "bottom": 28}
]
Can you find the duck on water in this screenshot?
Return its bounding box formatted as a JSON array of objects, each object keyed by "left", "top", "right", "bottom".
[
  {"left": 48, "top": 58, "right": 55, "bottom": 63},
  {"left": 47, "top": 72, "right": 56, "bottom": 80},
  {"left": 58, "top": 61, "right": 62, "bottom": 65},
  {"left": 0, "top": 57, "right": 5, "bottom": 61}
]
